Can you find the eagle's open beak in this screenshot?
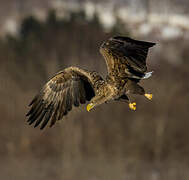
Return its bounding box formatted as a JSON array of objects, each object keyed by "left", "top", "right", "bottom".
[{"left": 87, "top": 103, "right": 94, "bottom": 112}]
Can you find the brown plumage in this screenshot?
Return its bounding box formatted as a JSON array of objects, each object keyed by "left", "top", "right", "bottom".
[{"left": 26, "top": 36, "right": 155, "bottom": 129}]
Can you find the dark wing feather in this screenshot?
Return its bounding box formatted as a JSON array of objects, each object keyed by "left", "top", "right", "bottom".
[
  {"left": 100, "top": 36, "right": 155, "bottom": 78},
  {"left": 26, "top": 67, "right": 97, "bottom": 129}
]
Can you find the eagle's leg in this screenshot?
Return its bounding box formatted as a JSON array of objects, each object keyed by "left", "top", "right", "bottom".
[
  {"left": 125, "top": 80, "right": 153, "bottom": 100},
  {"left": 129, "top": 102, "right": 136, "bottom": 110},
  {"left": 144, "top": 93, "right": 153, "bottom": 100},
  {"left": 119, "top": 95, "right": 136, "bottom": 111}
]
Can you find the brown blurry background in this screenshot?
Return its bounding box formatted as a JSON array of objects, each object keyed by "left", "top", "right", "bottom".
[{"left": 0, "top": 0, "right": 189, "bottom": 180}]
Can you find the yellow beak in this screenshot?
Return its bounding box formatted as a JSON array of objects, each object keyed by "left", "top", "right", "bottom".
[{"left": 87, "top": 103, "right": 94, "bottom": 112}]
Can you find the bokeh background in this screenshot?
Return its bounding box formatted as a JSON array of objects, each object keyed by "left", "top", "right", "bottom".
[{"left": 0, "top": 0, "right": 189, "bottom": 180}]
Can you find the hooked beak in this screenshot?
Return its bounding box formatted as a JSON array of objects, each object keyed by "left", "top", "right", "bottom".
[{"left": 86, "top": 103, "right": 95, "bottom": 112}]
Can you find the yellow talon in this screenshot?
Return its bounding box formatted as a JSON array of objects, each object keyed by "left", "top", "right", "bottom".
[
  {"left": 87, "top": 103, "right": 94, "bottom": 112},
  {"left": 129, "top": 102, "right": 136, "bottom": 111},
  {"left": 145, "top": 93, "right": 153, "bottom": 100}
]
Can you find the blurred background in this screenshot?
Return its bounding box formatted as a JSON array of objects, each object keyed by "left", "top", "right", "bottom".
[{"left": 0, "top": 0, "right": 189, "bottom": 179}]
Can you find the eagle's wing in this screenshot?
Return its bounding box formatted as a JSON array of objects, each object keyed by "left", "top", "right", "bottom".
[
  {"left": 100, "top": 36, "right": 155, "bottom": 79},
  {"left": 26, "top": 67, "right": 97, "bottom": 129}
]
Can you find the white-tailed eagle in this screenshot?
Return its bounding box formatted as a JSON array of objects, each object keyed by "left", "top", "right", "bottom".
[{"left": 26, "top": 36, "right": 155, "bottom": 129}]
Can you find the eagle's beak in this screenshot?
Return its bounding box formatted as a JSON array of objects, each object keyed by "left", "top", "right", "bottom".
[{"left": 87, "top": 103, "right": 94, "bottom": 112}]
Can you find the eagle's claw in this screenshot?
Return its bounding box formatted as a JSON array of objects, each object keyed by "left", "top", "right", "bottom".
[
  {"left": 129, "top": 102, "right": 136, "bottom": 111},
  {"left": 145, "top": 93, "right": 153, "bottom": 100}
]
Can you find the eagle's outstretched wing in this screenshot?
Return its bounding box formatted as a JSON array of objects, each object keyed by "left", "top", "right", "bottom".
[
  {"left": 100, "top": 36, "right": 155, "bottom": 79},
  {"left": 26, "top": 67, "right": 97, "bottom": 129}
]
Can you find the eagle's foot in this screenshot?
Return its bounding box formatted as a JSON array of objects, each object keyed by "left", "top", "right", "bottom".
[
  {"left": 129, "top": 102, "right": 136, "bottom": 111},
  {"left": 145, "top": 93, "right": 153, "bottom": 100}
]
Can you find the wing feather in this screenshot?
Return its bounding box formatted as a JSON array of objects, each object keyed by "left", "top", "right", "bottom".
[
  {"left": 34, "top": 104, "right": 53, "bottom": 128},
  {"left": 72, "top": 81, "right": 80, "bottom": 107},
  {"left": 100, "top": 36, "right": 155, "bottom": 78},
  {"left": 26, "top": 67, "right": 98, "bottom": 129}
]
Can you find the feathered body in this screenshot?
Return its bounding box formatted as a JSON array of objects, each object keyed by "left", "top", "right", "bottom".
[{"left": 26, "top": 36, "right": 156, "bottom": 129}]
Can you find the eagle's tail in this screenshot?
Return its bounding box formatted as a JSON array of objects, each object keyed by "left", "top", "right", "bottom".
[{"left": 142, "top": 71, "right": 153, "bottom": 79}]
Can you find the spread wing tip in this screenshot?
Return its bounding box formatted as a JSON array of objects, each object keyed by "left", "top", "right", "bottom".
[{"left": 112, "top": 36, "right": 156, "bottom": 48}]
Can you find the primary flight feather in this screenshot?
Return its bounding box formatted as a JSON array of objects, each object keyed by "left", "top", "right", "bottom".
[{"left": 26, "top": 36, "right": 156, "bottom": 129}]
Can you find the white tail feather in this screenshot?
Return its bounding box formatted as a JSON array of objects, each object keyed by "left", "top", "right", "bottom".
[{"left": 142, "top": 71, "right": 153, "bottom": 79}]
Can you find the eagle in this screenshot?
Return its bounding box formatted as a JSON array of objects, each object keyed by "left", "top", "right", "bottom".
[{"left": 26, "top": 36, "right": 155, "bottom": 129}]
